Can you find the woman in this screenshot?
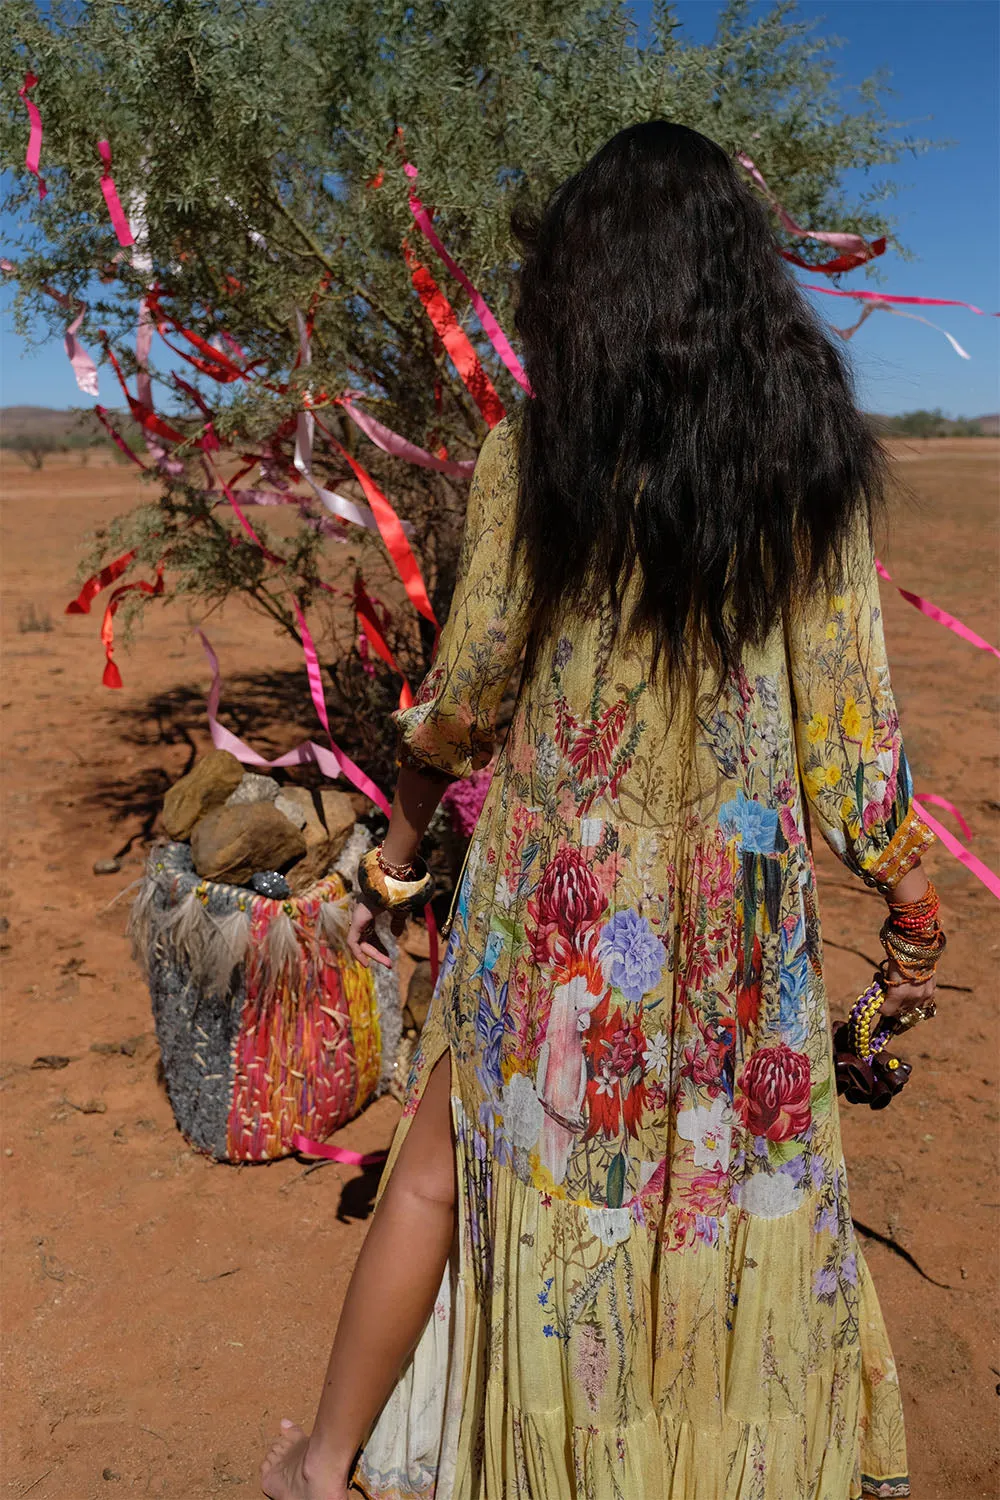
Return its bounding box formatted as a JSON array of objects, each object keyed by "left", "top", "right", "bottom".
[{"left": 262, "top": 122, "right": 943, "bottom": 1500}]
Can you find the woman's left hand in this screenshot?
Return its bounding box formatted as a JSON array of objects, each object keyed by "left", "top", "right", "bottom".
[{"left": 347, "top": 900, "right": 406, "bottom": 969}]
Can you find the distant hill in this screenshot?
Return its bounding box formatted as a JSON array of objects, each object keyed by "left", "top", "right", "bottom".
[
  {"left": 2, "top": 404, "right": 997, "bottom": 457},
  {"left": 0, "top": 405, "right": 114, "bottom": 441},
  {"left": 870, "top": 409, "right": 999, "bottom": 438}
]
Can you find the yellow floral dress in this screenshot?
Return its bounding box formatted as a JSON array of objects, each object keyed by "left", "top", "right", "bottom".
[{"left": 353, "top": 417, "right": 933, "bottom": 1500}]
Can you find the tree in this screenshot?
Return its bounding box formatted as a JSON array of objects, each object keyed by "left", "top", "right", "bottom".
[{"left": 1, "top": 0, "right": 922, "bottom": 786}]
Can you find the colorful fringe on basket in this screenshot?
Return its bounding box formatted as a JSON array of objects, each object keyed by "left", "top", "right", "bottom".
[{"left": 130, "top": 834, "right": 402, "bottom": 1162}]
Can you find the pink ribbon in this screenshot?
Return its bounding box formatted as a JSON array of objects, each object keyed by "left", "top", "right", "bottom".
[
  {"left": 1, "top": 262, "right": 100, "bottom": 398},
  {"left": 832, "top": 300, "right": 970, "bottom": 361},
  {"left": 292, "top": 312, "right": 380, "bottom": 533},
  {"left": 291, "top": 1131, "right": 387, "bottom": 1167},
  {"left": 403, "top": 163, "right": 531, "bottom": 394},
  {"left": 738, "top": 154, "right": 884, "bottom": 272},
  {"left": 97, "top": 141, "right": 135, "bottom": 247},
  {"left": 18, "top": 73, "right": 46, "bottom": 200},
  {"left": 198, "top": 629, "right": 391, "bottom": 817},
  {"left": 913, "top": 797, "right": 1000, "bottom": 901},
  {"left": 875, "top": 558, "right": 1000, "bottom": 661},
  {"left": 63, "top": 301, "right": 100, "bottom": 397},
  {"left": 339, "top": 394, "right": 474, "bottom": 477}
]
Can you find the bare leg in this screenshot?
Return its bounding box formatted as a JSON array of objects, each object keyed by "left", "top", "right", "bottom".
[{"left": 261, "top": 1052, "right": 457, "bottom": 1499}]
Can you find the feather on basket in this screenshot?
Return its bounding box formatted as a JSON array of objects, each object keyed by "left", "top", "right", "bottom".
[{"left": 129, "top": 833, "right": 401, "bottom": 1161}]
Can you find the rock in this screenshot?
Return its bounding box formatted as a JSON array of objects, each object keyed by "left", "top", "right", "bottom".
[
  {"left": 250, "top": 870, "right": 291, "bottom": 899},
  {"left": 31, "top": 1055, "right": 71, "bottom": 1070},
  {"left": 274, "top": 787, "right": 315, "bottom": 831},
  {"left": 318, "top": 790, "right": 356, "bottom": 855},
  {"left": 90, "top": 1037, "right": 142, "bottom": 1057},
  {"left": 162, "top": 750, "right": 245, "bottom": 840},
  {"left": 285, "top": 789, "right": 357, "bottom": 896},
  {"left": 226, "top": 772, "right": 280, "bottom": 807},
  {"left": 405, "top": 961, "right": 434, "bottom": 1031},
  {"left": 92, "top": 857, "right": 121, "bottom": 875},
  {"left": 401, "top": 920, "right": 430, "bottom": 960},
  {"left": 190, "top": 802, "right": 306, "bottom": 886}
]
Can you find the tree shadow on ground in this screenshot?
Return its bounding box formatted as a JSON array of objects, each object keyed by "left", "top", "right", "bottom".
[{"left": 85, "top": 667, "right": 335, "bottom": 856}]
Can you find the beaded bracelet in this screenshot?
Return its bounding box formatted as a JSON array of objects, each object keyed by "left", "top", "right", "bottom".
[
  {"left": 376, "top": 844, "right": 418, "bottom": 881},
  {"left": 847, "top": 978, "right": 895, "bottom": 1062},
  {"left": 887, "top": 884, "right": 940, "bottom": 934}
]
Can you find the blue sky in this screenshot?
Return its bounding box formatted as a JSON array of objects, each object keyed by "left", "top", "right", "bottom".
[{"left": 2, "top": 0, "right": 997, "bottom": 416}]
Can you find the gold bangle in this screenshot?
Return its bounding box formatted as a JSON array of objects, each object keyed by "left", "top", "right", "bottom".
[{"left": 357, "top": 847, "right": 433, "bottom": 915}]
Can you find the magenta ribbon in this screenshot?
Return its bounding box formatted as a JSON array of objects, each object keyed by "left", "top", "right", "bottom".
[
  {"left": 802, "top": 283, "right": 998, "bottom": 318},
  {"left": 875, "top": 558, "right": 1000, "bottom": 661},
  {"left": 913, "top": 797, "right": 1000, "bottom": 901},
  {"left": 18, "top": 72, "right": 46, "bottom": 200},
  {"left": 97, "top": 140, "right": 135, "bottom": 247},
  {"left": 403, "top": 162, "right": 531, "bottom": 394},
  {"left": 339, "top": 394, "right": 474, "bottom": 477},
  {"left": 291, "top": 1130, "right": 387, "bottom": 1167}
]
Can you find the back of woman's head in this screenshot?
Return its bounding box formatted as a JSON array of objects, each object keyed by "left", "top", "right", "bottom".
[{"left": 512, "top": 119, "right": 884, "bottom": 683}]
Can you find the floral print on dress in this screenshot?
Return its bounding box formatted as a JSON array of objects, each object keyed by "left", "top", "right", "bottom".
[{"left": 355, "top": 416, "right": 928, "bottom": 1499}]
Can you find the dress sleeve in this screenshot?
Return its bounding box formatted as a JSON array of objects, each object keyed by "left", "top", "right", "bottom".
[
  {"left": 392, "top": 416, "right": 531, "bottom": 779},
  {"left": 786, "top": 521, "right": 934, "bottom": 891}
]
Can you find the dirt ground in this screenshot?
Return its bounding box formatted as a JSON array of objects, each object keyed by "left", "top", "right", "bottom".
[{"left": 1, "top": 441, "right": 998, "bottom": 1499}]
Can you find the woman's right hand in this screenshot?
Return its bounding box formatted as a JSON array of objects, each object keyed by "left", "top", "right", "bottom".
[{"left": 877, "top": 958, "right": 937, "bottom": 1022}]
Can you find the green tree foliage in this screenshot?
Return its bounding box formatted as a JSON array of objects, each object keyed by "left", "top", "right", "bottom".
[
  {"left": 1, "top": 0, "right": 922, "bottom": 779},
  {"left": 874, "top": 408, "right": 985, "bottom": 438}
]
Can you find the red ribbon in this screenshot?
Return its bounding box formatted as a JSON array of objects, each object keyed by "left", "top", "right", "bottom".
[
  {"left": 66, "top": 549, "right": 136, "bottom": 614},
  {"left": 147, "top": 292, "right": 271, "bottom": 385},
  {"left": 403, "top": 243, "right": 506, "bottom": 430},
  {"left": 100, "top": 566, "right": 164, "bottom": 688},
  {"left": 403, "top": 163, "right": 531, "bottom": 394},
  {"left": 93, "top": 405, "right": 149, "bottom": 468},
  {"left": 781, "top": 239, "right": 887, "bottom": 275},
  {"left": 354, "top": 576, "right": 415, "bottom": 710},
  {"left": 97, "top": 140, "right": 134, "bottom": 248},
  {"left": 425, "top": 903, "right": 440, "bottom": 989},
  {"left": 314, "top": 416, "right": 439, "bottom": 630},
  {"left": 104, "top": 340, "right": 211, "bottom": 451},
  {"left": 18, "top": 72, "right": 46, "bottom": 201}
]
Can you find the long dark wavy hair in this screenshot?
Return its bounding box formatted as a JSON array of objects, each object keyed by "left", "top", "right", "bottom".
[{"left": 511, "top": 121, "right": 885, "bottom": 685}]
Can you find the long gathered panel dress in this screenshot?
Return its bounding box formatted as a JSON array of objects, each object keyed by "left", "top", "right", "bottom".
[{"left": 353, "top": 417, "right": 933, "bottom": 1500}]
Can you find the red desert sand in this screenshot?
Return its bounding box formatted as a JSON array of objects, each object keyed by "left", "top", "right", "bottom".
[{"left": 1, "top": 440, "right": 998, "bottom": 1498}]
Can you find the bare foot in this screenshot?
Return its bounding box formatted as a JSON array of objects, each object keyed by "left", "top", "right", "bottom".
[{"left": 260, "top": 1419, "right": 351, "bottom": 1500}]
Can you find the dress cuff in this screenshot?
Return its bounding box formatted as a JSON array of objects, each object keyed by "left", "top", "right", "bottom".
[{"left": 862, "top": 806, "right": 936, "bottom": 892}]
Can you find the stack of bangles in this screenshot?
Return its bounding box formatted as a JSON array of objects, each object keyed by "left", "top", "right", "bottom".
[
  {"left": 879, "top": 881, "right": 946, "bottom": 982},
  {"left": 356, "top": 844, "right": 434, "bottom": 917},
  {"left": 846, "top": 882, "right": 944, "bottom": 1063}
]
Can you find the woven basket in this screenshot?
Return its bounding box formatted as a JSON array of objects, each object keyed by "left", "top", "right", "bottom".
[{"left": 129, "top": 831, "right": 401, "bottom": 1162}]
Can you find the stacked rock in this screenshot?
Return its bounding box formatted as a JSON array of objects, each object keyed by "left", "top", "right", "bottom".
[{"left": 161, "top": 749, "right": 357, "bottom": 896}]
